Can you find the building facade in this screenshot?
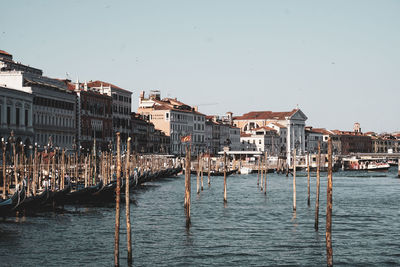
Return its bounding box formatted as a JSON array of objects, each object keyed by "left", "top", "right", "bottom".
[
  {"left": 138, "top": 91, "right": 205, "bottom": 155},
  {"left": 87, "top": 81, "right": 132, "bottom": 149},
  {"left": 0, "top": 85, "right": 34, "bottom": 145},
  {"left": 233, "top": 109, "right": 308, "bottom": 164}
]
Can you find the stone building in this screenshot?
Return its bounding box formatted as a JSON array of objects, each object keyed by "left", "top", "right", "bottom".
[
  {"left": 0, "top": 50, "right": 76, "bottom": 149},
  {"left": 233, "top": 109, "right": 308, "bottom": 164},
  {"left": 0, "top": 85, "right": 34, "bottom": 146},
  {"left": 62, "top": 80, "right": 113, "bottom": 152},
  {"left": 87, "top": 81, "right": 132, "bottom": 149},
  {"left": 240, "top": 126, "right": 280, "bottom": 154},
  {"left": 138, "top": 90, "right": 205, "bottom": 155},
  {"left": 130, "top": 112, "right": 170, "bottom": 154}
]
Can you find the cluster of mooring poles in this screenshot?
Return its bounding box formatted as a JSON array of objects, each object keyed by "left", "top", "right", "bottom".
[{"left": 291, "top": 139, "right": 333, "bottom": 267}]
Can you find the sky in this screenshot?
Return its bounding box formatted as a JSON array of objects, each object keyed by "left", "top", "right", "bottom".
[{"left": 1, "top": 0, "right": 399, "bottom": 133}]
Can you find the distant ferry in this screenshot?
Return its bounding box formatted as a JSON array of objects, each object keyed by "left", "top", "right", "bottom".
[{"left": 342, "top": 157, "right": 390, "bottom": 171}]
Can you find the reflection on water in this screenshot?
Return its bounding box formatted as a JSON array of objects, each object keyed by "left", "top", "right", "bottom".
[{"left": 1, "top": 168, "right": 400, "bottom": 266}]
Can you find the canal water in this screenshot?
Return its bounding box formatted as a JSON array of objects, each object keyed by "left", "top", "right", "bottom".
[{"left": 1, "top": 168, "right": 400, "bottom": 266}]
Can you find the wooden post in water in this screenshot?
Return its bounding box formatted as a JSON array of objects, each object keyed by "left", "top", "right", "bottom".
[
  {"left": 326, "top": 138, "right": 333, "bottom": 267},
  {"left": 207, "top": 151, "right": 211, "bottom": 186},
  {"left": 293, "top": 148, "right": 297, "bottom": 211},
  {"left": 307, "top": 151, "right": 310, "bottom": 207},
  {"left": 260, "top": 157, "right": 264, "bottom": 191},
  {"left": 114, "top": 132, "right": 121, "bottom": 267},
  {"left": 125, "top": 137, "right": 132, "bottom": 265},
  {"left": 200, "top": 154, "right": 204, "bottom": 191},
  {"left": 184, "top": 145, "right": 191, "bottom": 226},
  {"left": 197, "top": 154, "right": 200, "bottom": 194},
  {"left": 257, "top": 157, "right": 260, "bottom": 186},
  {"left": 398, "top": 159, "right": 400, "bottom": 178},
  {"left": 32, "top": 145, "right": 37, "bottom": 196},
  {"left": 2, "top": 139, "right": 6, "bottom": 199},
  {"left": 61, "top": 149, "right": 65, "bottom": 190},
  {"left": 264, "top": 152, "right": 267, "bottom": 195},
  {"left": 223, "top": 152, "right": 227, "bottom": 203},
  {"left": 315, "top": 141, "right": 321, "bottom": 231}
]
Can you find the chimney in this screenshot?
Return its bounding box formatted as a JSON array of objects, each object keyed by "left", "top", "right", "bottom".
[
  {"left": 140, "top": 91, "right": 145, "bottom": 100},
  {"left": 194, "top": 106, "right": 198, "bottom": 112}
]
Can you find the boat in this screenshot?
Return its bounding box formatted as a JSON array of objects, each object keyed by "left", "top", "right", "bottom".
[
  {"left": 366, "top": 162, "right": 390, "bottom": 171},
  {"left": 191, "top": 169, "right": 237, "bottom": 176},
  {"left": 53, "top": 182, "right": 72, "bottom": 206},
  {"left": 16, "top": 187, "right": 50, "bottom": 212},
  {"left": 0, "top": 185, "right": 25, "bottom": 216},
  {"left": 65, "top": 181, "right": 103, "bottom": 204},
  {"left": 342, "top": 157, "right": 390, "bottom": 171},
  {"left": 239, "top": 167, "right": 253, "bottom": 175}
]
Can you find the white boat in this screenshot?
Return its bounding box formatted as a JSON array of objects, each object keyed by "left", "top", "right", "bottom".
[
  {"left": 367, "top": 162, "right": 390, "bottom": 171},
  {"left": 240, "top": 167, "right": 253, "bottom": 175}
]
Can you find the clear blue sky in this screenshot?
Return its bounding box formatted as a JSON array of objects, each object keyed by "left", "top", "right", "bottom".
[{"left": 1, "top": 0, "right": 399, "bottom": 133}]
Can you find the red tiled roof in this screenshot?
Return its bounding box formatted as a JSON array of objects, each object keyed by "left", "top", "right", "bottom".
[
  {"left": 233, "top": 109, "right": 299, "bottom": 121},
  {"left": 331, "top": 130, "right": 367, "bottom": 136},
  {"left": 309, "top": 128, "right": 332, "bottom": 135},
  {"left": 0, "top": 50, "right": 11, "bottom": 56},
  {"left": 240, "top": 133, "right": 251, "bottom": 137},
  {"left": 87, "top": 80, "right": 131, "bottom": 94}
]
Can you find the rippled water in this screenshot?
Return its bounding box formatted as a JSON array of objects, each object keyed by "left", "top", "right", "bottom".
[{"left": 1, "top": 168, "right": 400, "bottom": 266}]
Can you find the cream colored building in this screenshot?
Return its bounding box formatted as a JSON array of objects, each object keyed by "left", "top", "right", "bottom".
[
  {"left": 233, "top": 109, "right": 308, "bottom": 164},
  {"left": 138, "top": 91, "right": 205, "bottom": 155}
]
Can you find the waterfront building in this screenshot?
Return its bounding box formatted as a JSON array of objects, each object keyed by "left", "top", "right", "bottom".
[
  {"left": 0, "top": 50, "right": 76, "bottom": 149},
  {"left": 205, "top": 117, "right": 220, "bottom": 155},
  {"left": 87, "top": 80, "right": 132, "bottom": 149},
  {"left": 204, "top": 115, "right": 241, "bottom": 155},
  {"left": 240, "top": 126, "right": 280, "bottom": 155},
  {"left": 130, "top": 112, "right": 170, "bottom": 154},
  {"left": 305, "top": 127, "right": 330, "bottom": 153},
  {"left": 138, "top": 90, "right": 205, "bottom": 155},
  {"left": 62, "top": 80, "right": 113, "bottom": 152},
  {"left": 330, "top": 130, "right": 372, "bottom": 154},
  {"left": 233, "top": 109, "right": 308, "bottom": 164},
  {"left": 368, "top": 133, "right": 400, "bottom": 153},
  {"left": 0, "top": 85, "right": 34, "bottom": 145}
]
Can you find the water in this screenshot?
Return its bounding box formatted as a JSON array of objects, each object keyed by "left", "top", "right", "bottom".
[{"left": 1, "top": 168, "right": 400, "bottom": 266}]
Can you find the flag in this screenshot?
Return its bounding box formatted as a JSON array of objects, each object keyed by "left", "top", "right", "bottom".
[{"left": 180, "top": 135, "right": 192, "bottom": 143}]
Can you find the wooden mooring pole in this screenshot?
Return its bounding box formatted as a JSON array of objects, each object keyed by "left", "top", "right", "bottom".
[
  {"left": 315, "top": 141, "right": 321, "bottom": 231},
  {"left": 398, "top": 159, "right": 400, "bottom": 178},
  {"left": 223, "top": 152, "right": 227, "bottom": 203},
  {"left": 114, "top": 132, "right": 121, "bottom": 267},
  {"left": 197, "top": 154, "right": 200, "bottom": 194},
  {"left": 326, "top": 138, "right": 333, "bottom": 267},
  {"left": 126, "top": 137, "right": 132, "bottom": 265},
  {"left": 200, "top": 154, "right": 204, "bottom": 191},
  {"left": 184, "top": 145, "right": 191, "bottom": 226},
  {"left": 207, "top": 151, "right": 211, "bottom": 186},
  {"left": 307, "top": 152, "right": 310, "bottom": 207},
  {"left": 293, "top": 149, "right": 296, "bottom": 211},
  {"left": 2, "top": 139, "right": 6, "bottom": 199},
  {"left": 264, "top": 152, "right": 267, "bottom": 195},
  {"left": 257, "top": 157, "right": 260, "bottom": 186}
]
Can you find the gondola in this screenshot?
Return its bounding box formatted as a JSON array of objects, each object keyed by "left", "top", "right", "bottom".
[
  {"left": 64, "top": 181, "right": 103, "bottom": 204},
  {"left": 92, "top": 181, "right": 117, "bottom": 202},
  {"left": 53, "top": 182, "right": 72, "bottom": 206},
  {"left": 190, "top": 169, "right": 237, "bottom": 176},
  {"left": 0, "top": 186, "right": 25, "bottom": 216},
  {"left": 16, "top": 187, "right": 49, "bottom": 212}
]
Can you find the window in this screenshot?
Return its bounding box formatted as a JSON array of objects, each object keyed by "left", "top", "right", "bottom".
[
  {"left": 25, "top": 109, "right": 28, "bottom": 126},
  {"left": 16, "top": 108, "right": 20, "bottom": 126}
]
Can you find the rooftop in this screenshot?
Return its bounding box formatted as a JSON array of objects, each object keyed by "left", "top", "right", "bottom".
[{"left": 233, "top": 109, "right": 299, "bottom": 121}]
